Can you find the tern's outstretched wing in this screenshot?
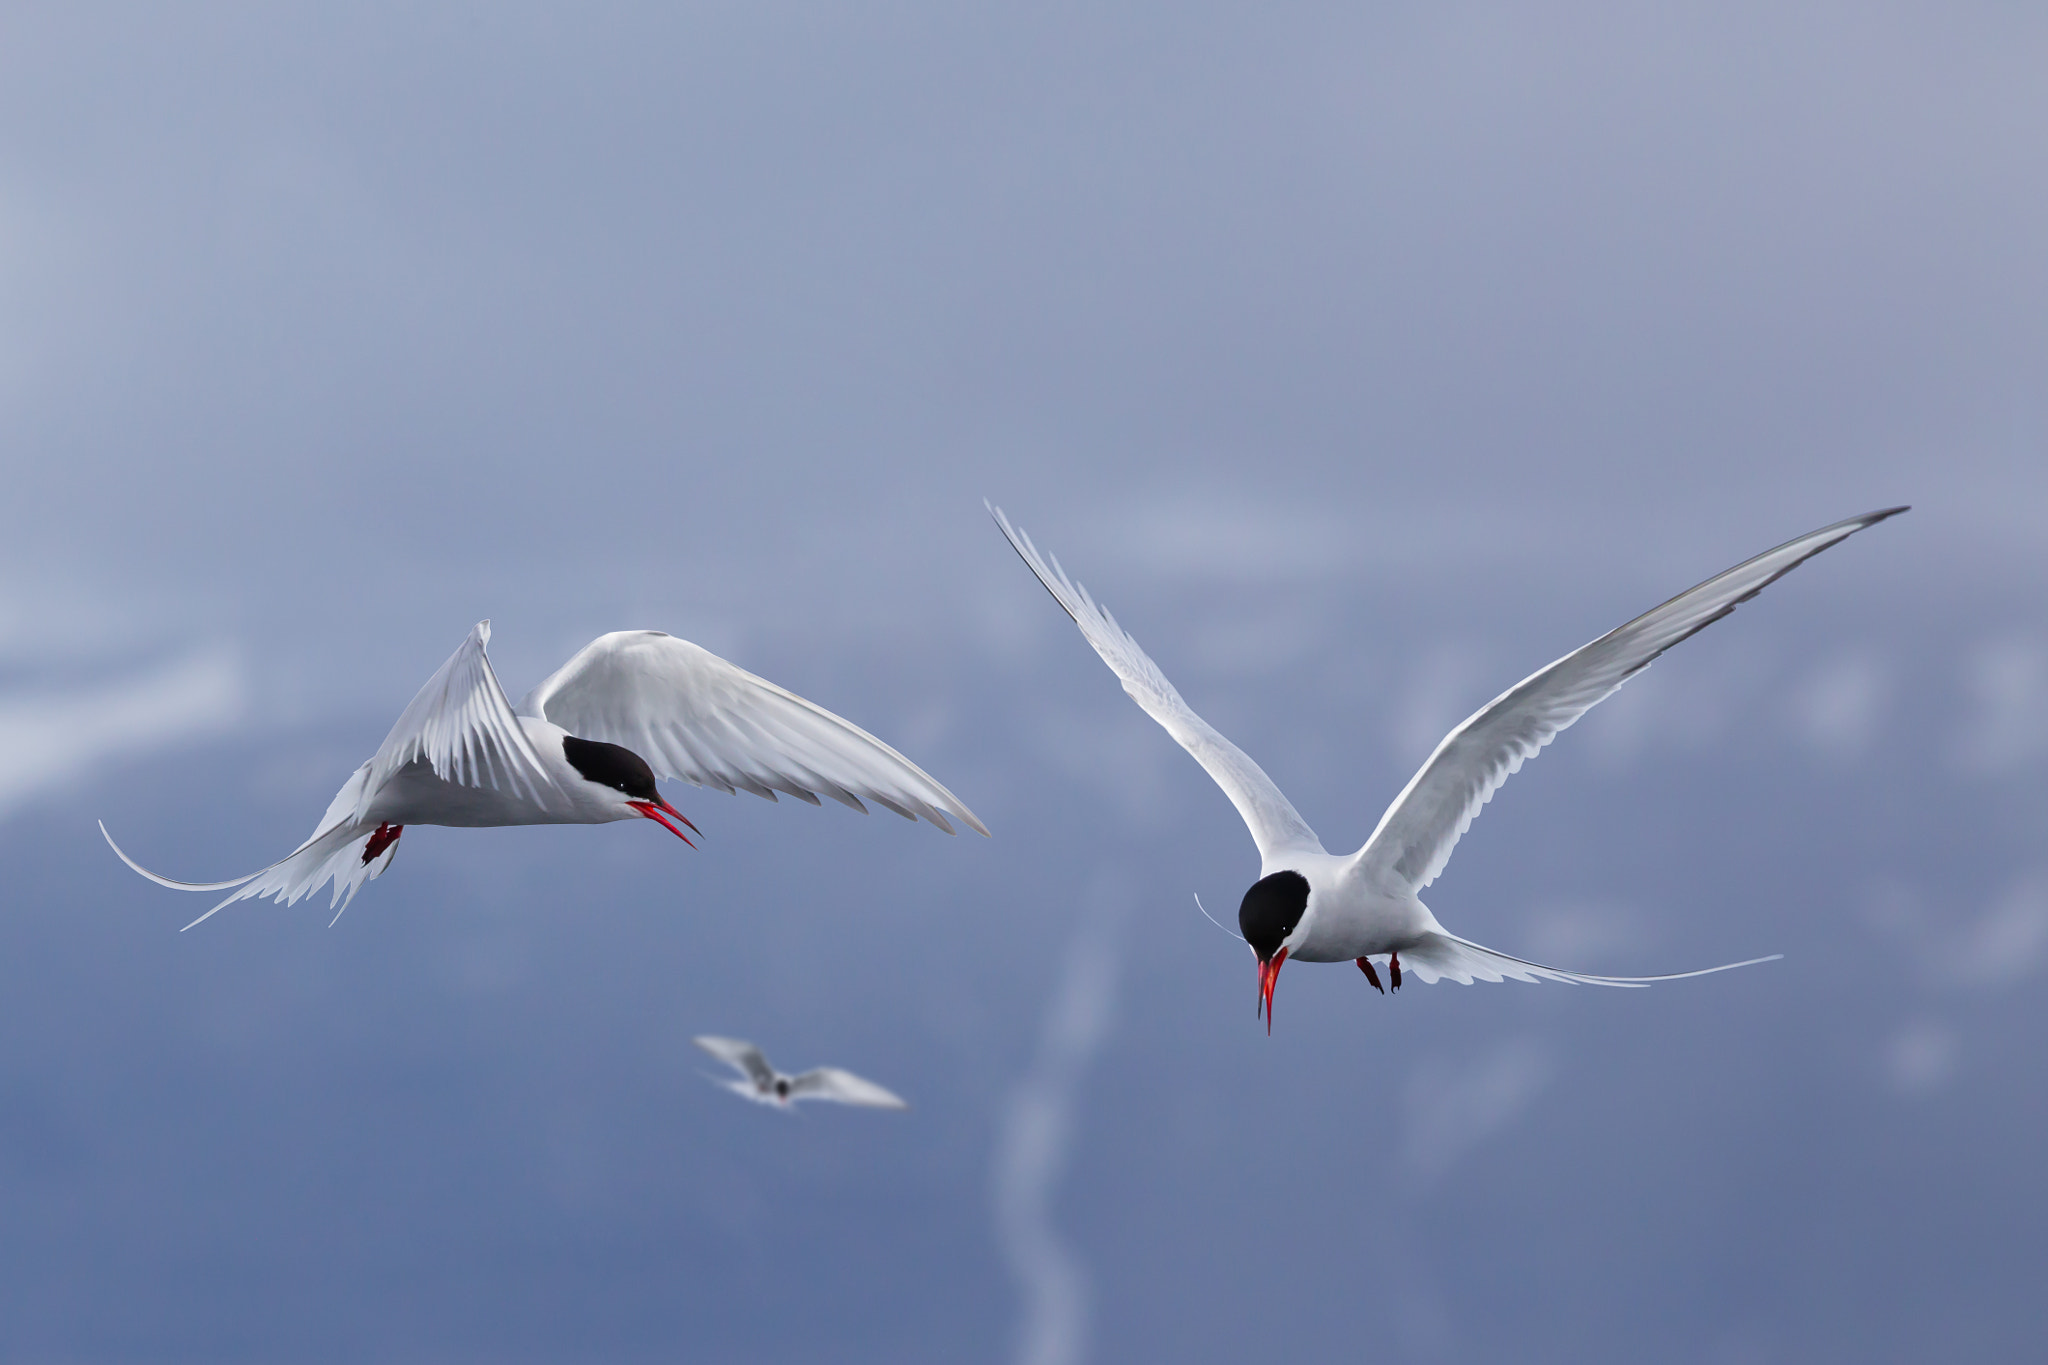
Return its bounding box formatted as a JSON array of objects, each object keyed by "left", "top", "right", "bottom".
[
  {"left": 1395, "top": 932, "right": 1782, "bottom": 987},
  {"left": 1349, "top": 508, "right": 1907, "bottom": 894},
  {"left": 989, "top": 504, "right": 1325, "bottom": 863},
  {"left": 100, "top": 764, "right": 398, "bottom": 931},
  {"left": 713, "top": 1078, "right": 782, "bottom": 1106},
  {"left": 362, "top": 620, "right": 555, "bottom": 817},
  {"left": 692, "top": 1035, "right": 777, "bottom": 1088},
  {"left": 518, "top": 631, "right": 986, "bottom": 836},
  {"left": 786, "top": 1067, "right": 909, "bottom": 1109}
]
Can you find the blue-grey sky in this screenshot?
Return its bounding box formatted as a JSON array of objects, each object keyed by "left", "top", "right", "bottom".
[{"left": 2, "top": 4, "right": 2044, "bottom": 1361}]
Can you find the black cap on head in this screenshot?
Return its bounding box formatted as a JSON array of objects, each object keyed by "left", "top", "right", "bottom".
[
  {"left": 1239, "top": 870, "right": 1310, "bottom": 963},
  {"left": 562, "top": 736, "right": 660, "bottom": 800}
]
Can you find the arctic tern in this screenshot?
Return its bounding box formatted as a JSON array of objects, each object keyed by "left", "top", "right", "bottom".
[
  {"left": 693, "top": 1035, "right": 909, "bottom": 1109},
  {"left": 103, "top": 622, "right": 986, "bottom": 929},
  {"left": 990, "top": 502, "right": 1905, "bottom": 1030}
]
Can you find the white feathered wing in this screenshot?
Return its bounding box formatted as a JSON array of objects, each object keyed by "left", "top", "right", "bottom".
[
  {"left": 519, "top": 630, "right": 986, "bottom": 836},
  {"left": 1354, "top": 508, "right": 1906, "bottom": 986},
  {"left": 786, "top": 1067, "right": 910, "bottom": 1109},
  {"left": 988, "top": 503, "right": 1324, "bottom": 863},
  {"left": 1347, "top": 508, "right": 1907, "bottom": 897}
]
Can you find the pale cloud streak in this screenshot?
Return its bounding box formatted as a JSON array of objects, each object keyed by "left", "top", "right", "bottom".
[
  {"left": 992, "top": 878, "right": 1126, "bottom": 1365},
  {"left": 0, "top": 647, "right": 243, "bottom": 820}
]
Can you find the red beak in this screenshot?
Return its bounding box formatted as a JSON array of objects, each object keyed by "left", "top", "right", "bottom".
[
  {"left": 629, "top": 797, "right": 700, "bottom": 847},
  {"left": 1256, "top": 948, "right": 1288, "bottom": 1034}
]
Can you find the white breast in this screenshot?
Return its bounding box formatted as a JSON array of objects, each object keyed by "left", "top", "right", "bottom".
[{"left": 1281, "top": 853, "right": 1442, "bottom": 963}]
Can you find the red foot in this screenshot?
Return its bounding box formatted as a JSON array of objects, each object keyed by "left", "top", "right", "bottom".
[
  {"left": 1390, "top": 951, "right": 1402, "bottom": 993},
  {"left": 1356, "top": 957, "right": 1385, "bottom": 994},
  {"left": 362, "top": 823, "right": 403, "bottom": 865}
]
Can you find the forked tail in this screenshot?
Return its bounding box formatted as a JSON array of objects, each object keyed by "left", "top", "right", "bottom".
[{"left": 99, "top": 817, "right": 400, "bottom": 930}]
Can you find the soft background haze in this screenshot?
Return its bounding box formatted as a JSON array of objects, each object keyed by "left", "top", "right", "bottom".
[{"left": 3, "top": 3, "right": 2044, "bottom": 1361}]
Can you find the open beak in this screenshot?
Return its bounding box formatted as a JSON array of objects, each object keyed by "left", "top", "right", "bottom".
[
  {"left": 1256, "top": 948, "right": 1288, "bottom": 1034},
  {"left": 629, "top": 797, "right": 700, "bottom": 847}
]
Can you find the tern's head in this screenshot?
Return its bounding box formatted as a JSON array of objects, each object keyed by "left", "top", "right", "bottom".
[
  {"left": 562, "top": 735, "right": 700, "bottom": 845},
  {"left": 773, "top": 1077, "right": 791, "bottom": 1102},
  {"left": 1240, "top": 870, "right": 1309, "bottom": 1033}
]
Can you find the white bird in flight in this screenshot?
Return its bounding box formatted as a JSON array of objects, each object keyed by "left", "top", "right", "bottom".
[
  {"left": 990, "top": 502, "right": 1907, "bottom": 1030},
  {"left": 102, "top": 623, "right": 986, "bottom": 929},
  {"left": 693, "top": 1035, "right": 910, "bottom": 1109}
]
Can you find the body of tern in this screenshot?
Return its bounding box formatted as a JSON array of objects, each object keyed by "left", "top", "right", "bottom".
[
  {"left": 693, "top": 1035, "right": 909, "bottom": 1110},
  {"left": 103, "top": 623, "right": 986, "bottom": 929},
  {"left": 990, "top": 502, "right": 1907, "bottom": 1029}
]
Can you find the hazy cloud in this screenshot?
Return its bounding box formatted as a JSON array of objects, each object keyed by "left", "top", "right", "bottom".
[
  {"left": 1104, "top": 497, "right": 1555, "bottom": 586},
  {"left": 0, "top": 647, "right": 242, "bottom": 820},
  {"left": 1521, "top": 899, "right": 1652, "bottom": 970},
  {"left": 1391, "top": 639, "right": 1490, "bottom": 769},
  {"left": 1943, "top": 871, "right": 2048, "bottom": 990},
  {"left": 1862, "top": 871, "right": 2048, "bottom": 994},
  {"left": 1951, "top": 634, "right": 2048, "bottom": 775},
  {"left": 1402, "top": 1036, "right": 1557, "bottom": 1189},
  {"left": 1184, "top": 604, "right": 1321, "bottom": 680},
  {"left": 1884, "top": 1017, "right": 1959, "bottom": 1098},
  {"left": 1786, "top": 651, "right": 1890, "bottom": 759},
  {"left": 1584, "top": 640, "right": 1779, "bottom": 770},
  {"left": 1030, "top": 709, "right": 1180, "bottom": 829}
]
